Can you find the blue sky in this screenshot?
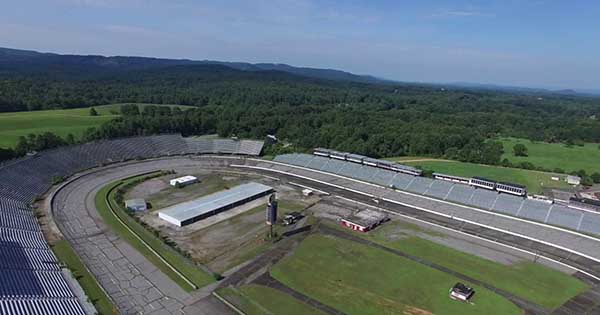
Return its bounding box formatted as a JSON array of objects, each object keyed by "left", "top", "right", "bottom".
[{"left": 1, "top": 0, "right": 599, "bottom": 90}]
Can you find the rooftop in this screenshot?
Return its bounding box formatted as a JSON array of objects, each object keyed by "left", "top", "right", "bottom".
[
  {"left": 342, "top": 209, "right": 387, "bottom": 228},
  {"left": 158, "top": 182, "right": 273, "bottom": 222},
  {"left": 125, "top": 199, "right": 146, "bottom": 208}
]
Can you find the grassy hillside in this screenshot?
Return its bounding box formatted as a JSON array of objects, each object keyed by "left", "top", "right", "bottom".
[
  {"left": 394, "top": 158, "right": 571, "bottom": 194},
  {"left": 0, "top": 106, "right": 116, "bottom": 148},
  {"left": 0, "top": 103, "right": 193, "bottom": 149},
  {"left": 498, "top": 137, "right": 600, "bottom": 174}
]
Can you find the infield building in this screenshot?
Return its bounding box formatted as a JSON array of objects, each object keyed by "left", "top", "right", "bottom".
[{"left": 158, "top": 182, "right": 274, "bottom": 227}]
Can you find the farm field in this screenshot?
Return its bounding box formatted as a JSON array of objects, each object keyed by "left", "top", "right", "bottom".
[
  {"left": 498, "top": 137, "right": 600, "bottom": 174},
  {"left": 400, "top": 159, "right": 571, "bottom": 194},
  {"left": 0, "top": 103, "right": 193, "bottom": 148},
  {"left": 271, "top": 234, "right": 522, "bottom": 315},
  {"left": 342, "top": 221, "right": 588, "bottom": 309},
  {"left": 218, "top": 285, "right": 329, "bottom": 315}
]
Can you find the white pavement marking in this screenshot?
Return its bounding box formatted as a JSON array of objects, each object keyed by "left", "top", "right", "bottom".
[
  {"left": 234, "top": 163, "right": 600, "bottom": 266},
  {"left": 288, "top": 182, "right": 330, "bottom": 196}
]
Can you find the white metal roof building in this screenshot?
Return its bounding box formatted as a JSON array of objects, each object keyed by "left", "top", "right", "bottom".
[
  {"left": 567, "top": 175, "right": 581, "bottom": 185},
  {"left": 158, "top": 182, "right": 274, "bottom": 226},
  {"left": 169, "top": 175, "right": 198, "bottom": 187}
]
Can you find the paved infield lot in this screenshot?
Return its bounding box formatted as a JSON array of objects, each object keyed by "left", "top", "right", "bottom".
[{"left": 50, "top": 156, "right": 600, "bottom": 314}]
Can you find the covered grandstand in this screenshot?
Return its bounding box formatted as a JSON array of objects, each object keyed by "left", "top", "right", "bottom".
[
  {"left": 273, "top": 153, "right": 600, "bottom": 236},
  {"left": 0, "top": 134, "right": 264, "bottom": 314}
]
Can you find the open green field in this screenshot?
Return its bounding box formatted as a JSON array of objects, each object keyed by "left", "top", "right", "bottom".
[
  {"left": 0, "top": 106, "right": 116, "bottom": 148},
  {"left": 348, "top": 221, "right": 588, "bottom": 309},
  {"left": 51, "top": 240, "right": 116, "bottom": 315},
  {"left": 401, "top": 159, "right": 571, "bottom": 194},
  {"left": 0, "top": 103, "right": 194, "bottom": 148},
  {"left": 96, "top": 173, "right": 215, "bottom": 291},
  {"left": 218, "top": 285, "right": 329, "bottom": 315},
  {"left": 271, "top": 234, "right": 523, "bottom": 315},
  {"left": 498, "top": 137, "right": 600, "bottom": 174}
]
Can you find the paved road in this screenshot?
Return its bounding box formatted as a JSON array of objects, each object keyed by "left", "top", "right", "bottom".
[{"left": 52, "top": 157, "right": 238, "bottom": 315}]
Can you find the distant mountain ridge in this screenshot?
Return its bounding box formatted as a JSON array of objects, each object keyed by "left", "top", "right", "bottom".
[
  {"left": 445, "top": 81, "right": 600, "bottom": 97},
  {"left": 0, "top": 47, "right": 387, "bottom": 84}
]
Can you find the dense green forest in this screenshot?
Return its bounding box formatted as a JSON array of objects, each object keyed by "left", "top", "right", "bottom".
[{"left": 1, "top": 61, "right": 599, "bottom": 169}]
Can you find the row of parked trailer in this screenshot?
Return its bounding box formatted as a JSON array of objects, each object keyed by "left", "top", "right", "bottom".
[
  {"left": 433, "top": 173, "right": 528, "bottom": 197},
  {"left": 313, "top": 148, "right": 423, "bottom": 176},
  {"left": 313, "top": 148, "right": 528, "bottom": 197}
]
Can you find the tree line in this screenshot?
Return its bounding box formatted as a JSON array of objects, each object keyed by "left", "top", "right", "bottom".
[{"left": 0, "top": 64, "right": 599, "bottom": 179}]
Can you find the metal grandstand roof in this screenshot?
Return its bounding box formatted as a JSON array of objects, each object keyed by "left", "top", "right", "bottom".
[{"left": 158, "top": 182, "right": 273, "bottom": 224}]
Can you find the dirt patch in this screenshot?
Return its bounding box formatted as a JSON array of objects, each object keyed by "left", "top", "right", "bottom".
[
  {"left": 131, "top": 173, "right": 314, "bottom": 273},
  {"left": 125, "top": 178, "right": 168, "bottom": 201}
]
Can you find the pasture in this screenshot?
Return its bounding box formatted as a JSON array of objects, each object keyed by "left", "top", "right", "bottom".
[
  {"left": 498, "top": 137, "right": 600, "bottom": 174},
  {"left": 0, "top": 103, "right": 193, "bottom": 148}
]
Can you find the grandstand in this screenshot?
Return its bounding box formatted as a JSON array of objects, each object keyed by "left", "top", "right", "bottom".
[
  {"left": 0, "top": 134, "right": 264, "bottom": 314},
  {"left": 273, "top": 153, "right": 600, "bottom": 236}
]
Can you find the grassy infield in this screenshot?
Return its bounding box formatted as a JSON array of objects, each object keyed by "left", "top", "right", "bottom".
[{"left": 222, "top": 218, "right": 588, "bottom": 315}]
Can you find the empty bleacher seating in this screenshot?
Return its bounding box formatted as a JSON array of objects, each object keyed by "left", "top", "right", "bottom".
[
  {"left": 0, "top": 134, "right": 265, "bottom": 314},
  {"left": 273, "top": 153, "right": 600, "bottom": 236}
]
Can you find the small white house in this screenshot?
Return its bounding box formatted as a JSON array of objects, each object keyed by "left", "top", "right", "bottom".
[
  {"left": 170, "top": 175, "right": 198, "bottom": 187},
  {"left": 567, "top": 175, "right": 581, "bottom": 186},
  {"left": 551, "top": 176, "right": 560, "bottom": 181}
]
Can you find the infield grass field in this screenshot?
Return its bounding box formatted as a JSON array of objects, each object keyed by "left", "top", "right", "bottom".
[
  {"left": 218, "top": 285, "right": 329, "bottom": 315},
  {"left": 355, "top": 221, "right": 589, "bottom": 309},
  {"left": 271, "top": 234, "right": 523, "bottom": 315}
]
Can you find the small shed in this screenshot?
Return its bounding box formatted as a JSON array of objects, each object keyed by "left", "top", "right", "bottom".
[
  {"left": 449, "top": 283, "right": 475, "bottom": 302},
  {"left": 340, "top": 209, "right": 388, "bottom": 233},
  {"left": 125, "top": 199, "right": 147, "bottom": 212}
]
